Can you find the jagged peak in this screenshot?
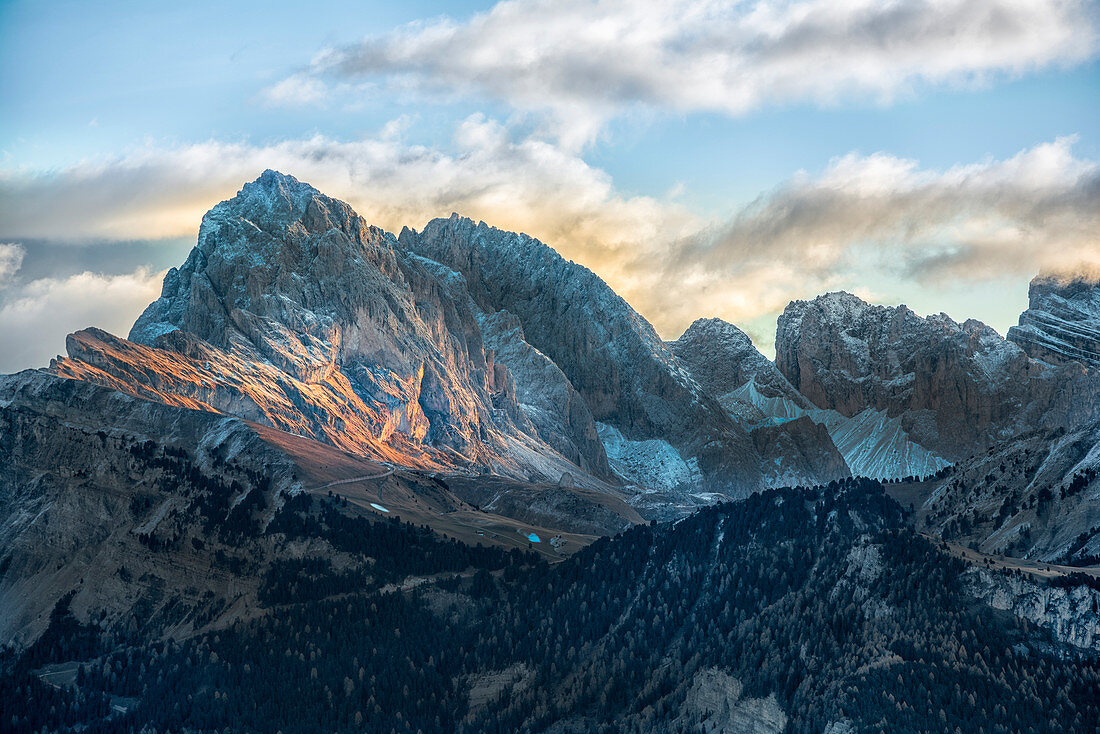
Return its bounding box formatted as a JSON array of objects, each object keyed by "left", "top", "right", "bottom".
[
  {"left": 237, "top": 169, "right": 321, "bottom": 208},
  {"left": 200, "top": 170, "right": 367, "bottom": 241},
  {"left": 676, "top": 317, "right": 756, "bottom": 349},
  {"left": 1029, "top": 270, "right": 1100, "bottom": 302}
]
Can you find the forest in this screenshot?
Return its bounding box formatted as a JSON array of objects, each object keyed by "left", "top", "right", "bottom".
[{"left": 2, "top": 478, "right": 1098, "bottom": 733}]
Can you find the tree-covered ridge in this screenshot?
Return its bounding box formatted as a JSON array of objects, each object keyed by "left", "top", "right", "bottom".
[{"left": 5, "top": 480, "right": 1099, "bottom": 733}]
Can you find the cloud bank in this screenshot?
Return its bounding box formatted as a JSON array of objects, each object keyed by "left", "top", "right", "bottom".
[
  {"left": 279, "top": 0, "right": 1100, "bottom": 145},
  {"left": 0, "top": 266, "right": 165, "bottom": 373},
  {"left": 649, "top": 136, "right": 1100, "bottom": 330},
  {"left": 1, "top": 128, "right": 1097, "bottom": 368}
]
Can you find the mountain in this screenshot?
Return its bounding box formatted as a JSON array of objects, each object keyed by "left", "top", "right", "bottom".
[
  {"left": 52, "top": 171, "right": 612, "bottom": 491},
  {"left": 775, "top": 291, "right": 1100, "bottom": 461},
  {"left": 1008, "top": 273, "right": 1100, "bottom": 369},
  {"left": 50, "top": 172, "right": 869, "bottom": 517},
  {"left": 670, "top": 317, "right": 945, "bottom": 480},
  {"left": 4, "top": 171, "right": 1100, "bottom": 733},
  {"left": 399, "top": 215, "right": 777, "bottom": 497},
  {"left": 667, "top": 318, "right": 852, "bottom": 485}
]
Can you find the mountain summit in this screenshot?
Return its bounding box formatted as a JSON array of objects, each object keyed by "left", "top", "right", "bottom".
[
  {"left": 51, "top": 171, "right": 852, "bottom": 516},
  {"left": 1008, "top": 272, "right": 1100, "bottom": 369}
]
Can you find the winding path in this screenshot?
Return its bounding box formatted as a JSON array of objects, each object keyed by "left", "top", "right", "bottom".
[{"left": 309, "top": 467, "right": 395, "bottom": 491}]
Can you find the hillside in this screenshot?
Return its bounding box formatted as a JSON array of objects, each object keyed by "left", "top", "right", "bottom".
[{"left": 4, "top": 481, "right": 1097, "bottom": 733}]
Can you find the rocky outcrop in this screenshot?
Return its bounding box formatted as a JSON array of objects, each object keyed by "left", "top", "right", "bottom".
[
  {"left": 676, "top": 669, "right": 787, "bottom": 733},
  {"left": 400, "top": 215, "right": 766, "bottom": 494},
  {"left": 750, "top": 417, "right": 851, "bottom": 488},
  {"left": 1008, "top": 274, "right": 1100, "bottom": 369},
  {"left": 964, "top": 567, "right": 1100, "bottom": 652},
  {"left": 775, "top": 291, "right": 1100, "bottom": 459}
]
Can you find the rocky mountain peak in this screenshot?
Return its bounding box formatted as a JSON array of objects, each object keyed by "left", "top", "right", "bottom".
[
  {"left": 56, "top": 171, "right": 623, "bottom": 488},
  {"left": 775, "top": 289, "right": 1100, "bottom": 459},
  {"left": 669, "top": 318, "right": 805, "bottom": 405},
  {"left": 1008, "top": 272, "right": 1100, "bottom": 369}
]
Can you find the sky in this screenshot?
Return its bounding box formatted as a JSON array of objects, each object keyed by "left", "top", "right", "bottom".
[{"left": 1, "top": 0, "right": 1098, "bottom": 372}]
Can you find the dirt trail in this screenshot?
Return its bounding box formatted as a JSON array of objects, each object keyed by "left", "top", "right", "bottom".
[
  {"left": 928, "top": 534, "right": 1100, "bottom": 580},
  {"left": 309, "top": 468, "right": 395, "bottom": 490}
]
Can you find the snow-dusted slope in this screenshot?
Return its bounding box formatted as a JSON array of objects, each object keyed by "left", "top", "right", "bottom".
[
  {"left": 668, "top": 318, "right": 850, "bottom": 486},
  {"left": 726, "top": 378, "right": 948, "bottom": 480},
  {"left": 596, "top": 422, "right": 700, "bottom": 493},
  {"left": 821, "top": 408, "right": 949, "bottom": 480},
  {"left": 1008, "top": 274, "right": 1100, "bottom": 369}
]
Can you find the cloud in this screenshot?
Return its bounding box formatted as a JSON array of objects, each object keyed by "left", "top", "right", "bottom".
[
  {"left": 672, "top": 137, "right": 1100, "bottom": 278},
  {"left": 0, "top": 127, "right": 1096, "bottom": 367},
  {"left": 0, "top": 117, "right": 699, "bottom": 282},
  {"left": 260, "top": 73, "right": 333, "bottom": 107},
  {"left": 0, "top": 268, "right": 164, "bottom": 373},
  {"left": 284, "top": 0, "right": 1100, "bottom": 146},
  {"left": 641, "top": 137, "right": 1100, "bottom": 345},
  {"left": 0, "top": 243, "right": 25, "bottom": 284}
]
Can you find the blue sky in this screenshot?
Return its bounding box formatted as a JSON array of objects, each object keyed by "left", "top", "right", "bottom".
[{"left": 1, "top": 0, "right": 1098, "bottom": 370}]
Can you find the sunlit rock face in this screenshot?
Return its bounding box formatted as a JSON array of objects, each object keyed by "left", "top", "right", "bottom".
[
  {"left": 53, "top": 171, "right": 591, "bottom": 483},
  {"left": 400, "top": 215, "right": 771, "bottom": 495},
  {"left": 1008, "top": 274, "right": 1100, "bottom": 370},
  {"left": 775, "top": 291, "right": 1100, "bottom": 460}
]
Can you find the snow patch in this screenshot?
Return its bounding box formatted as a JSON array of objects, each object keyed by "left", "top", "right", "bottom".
[
  {"left": 596, "top": 422, "right": 698, "bottom": 492},
  {"left": 725, "top": 377, "right": 948, "bottom": 479}
]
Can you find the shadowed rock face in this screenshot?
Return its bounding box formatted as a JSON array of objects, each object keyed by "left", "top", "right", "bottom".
[
  {"left": 53, "top": 171, "right": 602, "bottom": 485},
  {"left": 915, "top": 420, "right": 1100, "bottom": 563},
  {"left": 668, "top": 318, "right": 851, "bottom": 486},
  {"left": 0, "top": 369, "right": 302, "bottom": 649},
  {"left": 477, "top": 309, "right": 612, "bottom": 478},
  {"left": 1008, "top": 274, "right": 1100, "bottom": 369},
  {"left": 775, "top": 291, "right": 1100, "bottom": 460},
  {"left": 400, "top": 215, "right": 768, "bottom": 494},
  {"left": 669, "top": 317, "right": 808, "bottom": 406}
]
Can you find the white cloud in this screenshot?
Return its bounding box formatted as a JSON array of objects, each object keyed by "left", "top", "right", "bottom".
[
  {"left": 260, "top": 73, "right": 333, "bottom": 107},
  {"left": 285, "top": 0, "right": 1099, "bottom": 146},
  {"left": 0, "top": 268, "right": 165, "bottom": 373},
  {"left": 642, "top": 137, "right": 1100, "bottom": 349},
  {"left": 672, "top": 137, "right": 1100, "bottom": 279},
  {"left": 0, "top": 118, "right": 699, "bottom": 281},
  {"left": 0, "top": 243, "right": 25, "bottom": 284}
]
